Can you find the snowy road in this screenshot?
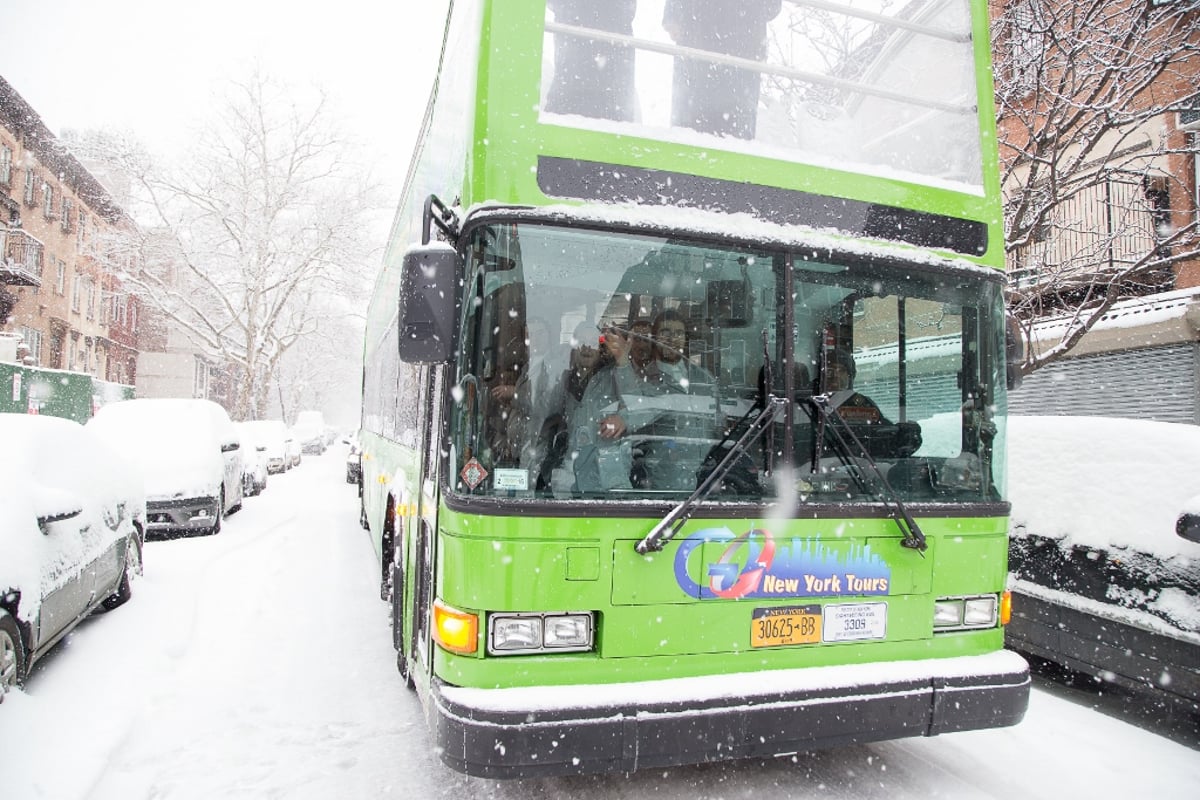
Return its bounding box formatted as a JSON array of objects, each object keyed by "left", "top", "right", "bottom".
[{"left": 3, "top": 447, "right": 1197, "bottom": 800}]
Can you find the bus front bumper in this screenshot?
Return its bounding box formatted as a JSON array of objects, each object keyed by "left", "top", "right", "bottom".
[{"left": 432, "top": 650, "right": 1030, "bottom": 778}]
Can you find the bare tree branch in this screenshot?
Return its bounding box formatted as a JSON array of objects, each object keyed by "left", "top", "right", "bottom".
[{"left": 992, "top": 0, "right": 1200, "bottom": 375}]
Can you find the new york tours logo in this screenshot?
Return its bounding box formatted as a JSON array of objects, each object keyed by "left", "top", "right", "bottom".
[{"left": 672, "top": 527, "right": 891, "bottom": 599}]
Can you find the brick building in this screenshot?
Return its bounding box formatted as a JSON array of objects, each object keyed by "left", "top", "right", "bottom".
[
  {"left": 0, "top": 74, "right": 142, "bottom": 385},
  {"left": 991, "top": 0, "right": 1199, "bottom": 296},
  {"left": 991, "top": 0, "right": 1200, "bottom": 422}
]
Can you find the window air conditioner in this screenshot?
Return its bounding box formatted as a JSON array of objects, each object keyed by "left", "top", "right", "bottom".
[{"left": 1179, "top": 108, "right": 1200, "bottom": 133}]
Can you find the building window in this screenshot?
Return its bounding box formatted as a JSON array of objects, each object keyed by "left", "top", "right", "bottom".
[
  {"left": 41, "top": 182, "right": 54, "bottom": 220},
  {"left": 57, "top": 260, "right": 66, "bottom": 295},
  {"left": 85, "top": 277, "right": 95, "bottom": 320},
  {"left": 23, "top": 167, "right": 36, "bottom": 206},
  {"left": 0, "top": 144, "right": 12, "bottom": 186},
  {"left": 17, "top": 327, "right": 42, "bottom": 366},
  {"left": 71, "top": 273, "right": 83, "bottom": 312},
  {"left": 77, "top": 210, "right": 87, "bottom": 249},
  {"left": 1004, "top": 1, "right": 1046, "bottom": 97},
  {"left": 60, "top": 198, "right": 74, "bottom": 232},
  {"left": 113, "top": 292, "right": 128, "bottom": 326}
]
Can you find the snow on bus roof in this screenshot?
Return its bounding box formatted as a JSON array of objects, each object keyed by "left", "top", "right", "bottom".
[{"left": 463, "top": 201, "right": 1003, "bottom": 279}]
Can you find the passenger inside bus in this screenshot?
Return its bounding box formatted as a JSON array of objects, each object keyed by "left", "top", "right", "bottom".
[
  {"left": 544, "top": 0, "right": 639, "bottom": 122},
  {"left": 520, "top": 321, "right": 608, "bottom": 490},
  {"left": 662, "top": 0, "right": 782, "bottom": 139},
  {"left": 817, "top": 348, "right": 923, "bottom": 459},
  {"left": 572, "top": 309, "right": 720, "bottom": 492}
]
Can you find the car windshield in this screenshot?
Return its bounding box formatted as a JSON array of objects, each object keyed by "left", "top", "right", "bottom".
[{"left": 448, "top": 221, "right": 1007, "bottom": 504}]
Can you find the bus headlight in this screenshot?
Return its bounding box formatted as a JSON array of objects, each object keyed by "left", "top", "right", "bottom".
[
  {"left": 489, "top": 612, "right": 594, "bottom": 655},
  {"left": 963, "top": 596, "right": 998, "bottom": 626},
  {"left": 933, "top": 599, "right": 964, "bottom": 627},
  {"left": 934, "top": 595, "right": 999, "bottom": 632}
]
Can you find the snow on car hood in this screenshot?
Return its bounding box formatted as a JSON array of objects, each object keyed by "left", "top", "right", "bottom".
[
  {"left": 135, "top": 447, "right": 224, "bottom": 500},
  {"left": 87, "top": 405, "right": 224, "bottom": 500}
]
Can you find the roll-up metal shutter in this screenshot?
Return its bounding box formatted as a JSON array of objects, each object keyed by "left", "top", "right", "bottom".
[{"left": 1009, "top": 343, "right": 1199, "bottom": 424}]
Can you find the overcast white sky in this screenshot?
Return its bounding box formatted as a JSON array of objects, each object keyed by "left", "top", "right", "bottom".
[{"left": 1, "top": 0, "right": 451, "bottom": 192}]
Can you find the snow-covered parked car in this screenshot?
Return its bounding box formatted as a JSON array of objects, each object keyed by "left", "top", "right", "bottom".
[
  {"left": 1006, "top": 416, "right": 1200, "bottom": 712},
  {"left": 0, "top": 414, "right": 146, "bottom": 701},
  {"left": 237, "top": 429, "right": 269, "bottom": 497},
  {"left": 87, "top": 398, "right": 244, "bottom": 537},
  {"left": 237, "top": 419, "right": 291, "bottom": 474},
  {"left": 291, "top": 423, "right": 326, "bottom": 455},
  {"left": 345, "top": 432, "right": 362, "bottom": 487}
]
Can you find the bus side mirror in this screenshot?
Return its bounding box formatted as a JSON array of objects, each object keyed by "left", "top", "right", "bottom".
[
  {"left": 1176, "top": 512, "right": 1200, "bottom": 544},
  {"left": 1005, "top": 315, "right": 1025, "bottom": 391},
  {"left": 398, "top": 244, "right": 459, "bottom": 363}
]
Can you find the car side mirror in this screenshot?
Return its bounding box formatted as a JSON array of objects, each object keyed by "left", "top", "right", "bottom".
[
  {"left": 38, "top": 507, "right": 82, "bottom": 527},
  {"left": 1176, "top": 512, "right": 1200, "bottom": 544},
  {"left": 398, "top": 244, "right": 459, "bottom": 363},
  {"left": 34, "top": 486, "right": 83, "bottom": 531}
]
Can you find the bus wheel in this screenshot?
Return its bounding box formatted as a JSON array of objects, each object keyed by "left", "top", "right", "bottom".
[{"left": 391, "top": 563, "right": 413, "bottom": 688}]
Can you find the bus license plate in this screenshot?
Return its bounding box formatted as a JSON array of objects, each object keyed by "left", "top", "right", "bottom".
[
  {"left": 751, "top": 605, "right": 821, "bottom": 647},
  {"left": 822, "top": 602, "right": 887, "bottom": 642}
]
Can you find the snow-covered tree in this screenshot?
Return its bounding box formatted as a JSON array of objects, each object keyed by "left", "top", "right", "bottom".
[
  {"left": 991, "top": 0, "right": 1200, "bottom": 375},
  {"left": 93, "top": 71, "right": 382, "bottom": 419},
  {"left": 271, "top": 313, "right": 365, "bottom": 427}
]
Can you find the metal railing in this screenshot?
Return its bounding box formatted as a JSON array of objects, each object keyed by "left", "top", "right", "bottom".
[{"left": 1, "top": 228, "right": 44, "bottom": 286}]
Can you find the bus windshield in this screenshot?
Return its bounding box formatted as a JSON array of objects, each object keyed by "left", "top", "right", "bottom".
[
  {"left": 540, "top": 0, "right": 982, "bottom": 191},
  {"left": 449, "top": 221, "right": 1006, "bottom": 504}
]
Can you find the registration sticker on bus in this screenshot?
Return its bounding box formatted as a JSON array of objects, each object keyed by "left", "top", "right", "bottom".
[
  {"left": 751, "top": 605, "right": 822, "bottom": 647},
  {"left": 821, "top": 602, "right": 887, "bottom": 642}
]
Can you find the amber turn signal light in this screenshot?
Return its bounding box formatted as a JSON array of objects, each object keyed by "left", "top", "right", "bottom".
[{"left": 433, "top": 598, "right": 479, "bottom": 654}]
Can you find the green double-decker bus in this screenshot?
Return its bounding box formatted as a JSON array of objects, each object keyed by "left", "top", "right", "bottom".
[{"left": 362, "top": 0, "right": 1029, "bottom": 777}]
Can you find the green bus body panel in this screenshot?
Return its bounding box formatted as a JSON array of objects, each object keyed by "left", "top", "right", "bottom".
[
  {"left": 435, "top": 623, "right": 1006, "bottom": 690},
  {"left": 463, "top": 0, "right": 1005, "bottom": 269},
  {"left": 358, "top": 428, "right": 423, "bottom": 562},
  {"left": 434, "top": 506, "right": 1008, "bottom": 687}
]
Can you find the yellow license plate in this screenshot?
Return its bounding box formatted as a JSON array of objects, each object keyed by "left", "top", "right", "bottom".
[{"left": 751, "top": 605, "right": 822, "bottom": 647}]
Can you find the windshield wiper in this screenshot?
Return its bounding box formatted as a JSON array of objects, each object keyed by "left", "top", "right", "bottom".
[
  {"left": 635, "top": 395, "right": 788, "bottom": 555},
  {"left": 805, "top": 395, "right": 927, "bottom": 553}
]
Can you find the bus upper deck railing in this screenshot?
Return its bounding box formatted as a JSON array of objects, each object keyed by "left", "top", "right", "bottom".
[{"left": 543, "top": 21, "right": 976, "bottom": 118}]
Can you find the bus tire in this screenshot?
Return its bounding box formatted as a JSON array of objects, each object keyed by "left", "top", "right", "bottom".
[
  {"left": 391, "top": 562, "right": 413, "bottom": 687},
  {"left": 380, "top": 497, "right": 396, "bottom": 601}
]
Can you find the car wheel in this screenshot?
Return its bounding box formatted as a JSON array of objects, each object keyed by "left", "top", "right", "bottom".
[
  {"left": 102, "top": 534, "right": 140, "bottom": 611},
  {"left": 0, "top": 611, "right": 26, "bottom": 698},
  {"left": 211, "top": 491, "right": 224, "bottom": 535}
]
